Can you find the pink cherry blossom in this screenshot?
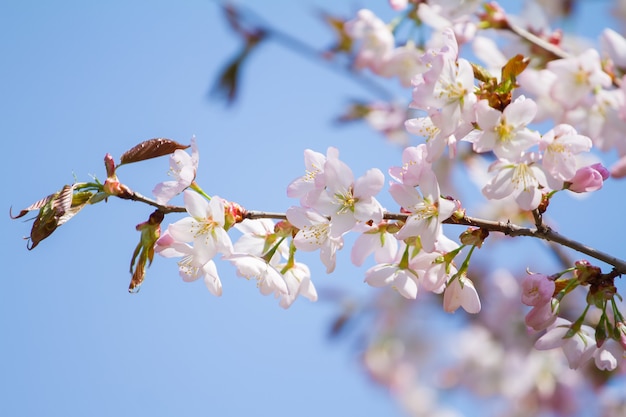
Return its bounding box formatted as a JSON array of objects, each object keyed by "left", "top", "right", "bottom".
[
  {"left": 155, "top": 230, "right": 223, "bottom": 296},
  {"left": 521, "top": 273, "right": 555, "bottom": 307},
  {"left": 312, "top": 152, "right": 385, "bottom": 236},
  {"left": 405, "top": 110, "right": 467, "bottom": 161},
  {"left": 390, "top": 170, "right": 456, "bottom": 252},
  {"left": 421, "top": 253, "right": 456, "bottom": 293},
  {"left": 442, "top": 275, "right": 481, "bottom": 314},
  {"left": 363, "top": 243, "right": 431, "bottom": 299},
  {"left": 287, "top": 147, "right": 337, "bottom": 207},
  {"left": 153, "top": 136, "right": 199, "bottom": 205},
  {"left": 227, "top": 253, "right": 288, "bottom": 296},
  {"left": 468, "top": 96, "right": 541, "bottom": 160},
  {"left": 535, "top": 318, "right": 597, "bottom": 369},
  {"left": 286, "top": 206, "right": 344, "bottom": 273},
  {"left": 411, "top": 54, "right": 477, "bottom": 135},
  {"left": 166, "top": 190, "right": 233, "bottom": 265},
  {"left": 278, "top": 262, "right": 317, "bottom": 309},
  {"left": 233, "top": 218, "right": 288, "bottom": 262},
  {"left": 365, "top": 263, "right": 420, "bottom": 299},
  {"left": 482, "top": 153, "right": 556, "bottom": 211},
  {"left": 539, "top": 124, "right": 592, "bottom": 181},
  {"left": 351, "top": 222, "right": 398, "bottom": 267},
  {"left": 388, "top": 144, "right": 431, "bottom": 187}
]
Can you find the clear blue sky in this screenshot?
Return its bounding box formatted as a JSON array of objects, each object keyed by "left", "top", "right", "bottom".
[{"left": 1, "top": 1, "right": 624, "bottom": 416}]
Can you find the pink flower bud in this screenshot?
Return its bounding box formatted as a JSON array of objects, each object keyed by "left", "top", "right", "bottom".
[
  {"left": 104, "top": 153, "right": 116, "bottom": 177},
  {"left": 568, "top": 163, "right": 609, "bottom": 192},
  {"left": 521, "top": 273, "right": 555, "bottom": 306},
  {"left": 525, "top": 298, "right": 559, "bottom": 332}
]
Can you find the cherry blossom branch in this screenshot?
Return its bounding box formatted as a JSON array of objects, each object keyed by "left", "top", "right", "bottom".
[
  {"left": 444, "top": 214, "right": 626, "bottom": 274},
  {"left": 245, "top": 209, "right": 626, "bottom": 274}
]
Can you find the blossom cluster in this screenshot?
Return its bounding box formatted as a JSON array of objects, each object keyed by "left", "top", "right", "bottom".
[
  {"left": 141, "top": 2, "right": 625, "bottom": 375},
  {"left": 12, "top": 0, "right": 626, "bottom": 401}
]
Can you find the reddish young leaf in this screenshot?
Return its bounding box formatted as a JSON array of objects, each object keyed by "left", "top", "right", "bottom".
[
  {"left": 118, "top": 138, "right": 190, "bottom": 166},
  {"left": 500, "top": 54, "right": 530, "bottom": 91},
  {"left": 21, "top": 185, "right": 92, "bottom": 250},
  {"left": 10, "top": 193, "right": 57, "bottom": 219},
  {"left": 27, "top": 185, "right": 72, "bottom": 250}
]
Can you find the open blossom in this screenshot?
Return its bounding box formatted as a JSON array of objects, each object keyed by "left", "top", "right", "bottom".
[
  {"left": 233, "top": 218, "right": 288, "bottom": 263},
  {"left": 166, "top": 190, "right": 233, "bottom": 265},
  {"left": 390, "top": 170, "right": 456, "bottom": 252},
  {"left": 482, "top": 153, "right": 556, "bottom": 211},
  {"left": 287, "top": 147, "right": 337, "bottom": 207},
  {"left": 442, "top": 275, "right": 481, "bottom": 314},
  {"left": 351, "top": 222, "right": 398, "bottom": 267},
  {"left": 539, "top": 124, "right": 592, "bottom": 181},
  {"left": 227, "top": 254, "right": 288, "bottom": 297},
  {"left": 535, "top": 318, "right": 597, "bottom": 369},
  {"left": 153, "top": 136, "right": 199, "bottom": 205},
  {"left": 155, "top": 230, "right": 223, "bottom": 296},
  {"left": 467, "top": 96, "right": 541, "bottom": 159},
  {"left": 312, "top": 152, "right": 384, "bottom": 236},
  {"left": 286, "top": 206, "right": 344, "bottom": 273},
  {"left": 547, "top": 49, "right": 612, "bottom": 109},
  {"left": 388, "top": 144, "right": 431, "bottom": 187},
  {"left": 405, "top": 110, "right": 468, "bottom": 161},
  {"left": 410, "top": 28, "right": 476, "bottom": 136},
  {"left": 364, "top": 243, "right": 429, "bottom": 299},
  {"left": 279, "top": 262, "right": 318, "bottom": 309}
]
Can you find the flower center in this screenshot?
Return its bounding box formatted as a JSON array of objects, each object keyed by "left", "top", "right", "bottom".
[
  {"left": 512, "top": 163, "right": 536, "bottom": 191},
  {"left": 301, "top": 223, "right": 329, "bottom": 246}
]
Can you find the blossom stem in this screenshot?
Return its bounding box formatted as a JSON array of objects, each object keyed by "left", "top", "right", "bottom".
[{"left": 189, "top": 181, "right": 212, "bottom": 201}]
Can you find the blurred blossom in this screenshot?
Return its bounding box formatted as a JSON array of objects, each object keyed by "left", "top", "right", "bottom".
[{"left": 535, "top": 318, "right": 597, "bottom": 369}]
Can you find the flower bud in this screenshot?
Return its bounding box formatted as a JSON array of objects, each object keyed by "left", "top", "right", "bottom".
[{"left": 567, "top": 163, "right": 609, "bottom": 192}]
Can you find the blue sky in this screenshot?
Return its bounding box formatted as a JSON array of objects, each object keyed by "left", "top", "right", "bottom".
[{"left": 2, "top": 1, "right": 625, "bottom": 416}]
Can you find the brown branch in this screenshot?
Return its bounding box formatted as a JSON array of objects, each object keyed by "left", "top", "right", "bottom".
[
  {"left": 114, "top": 189, "right": 187, "bottom": 214},
  {"left": 112, "top": 192, "right": 626, "bottom": 274},
  {"left": 244, "top": 209, "right": 626, "bottom": 274}
]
